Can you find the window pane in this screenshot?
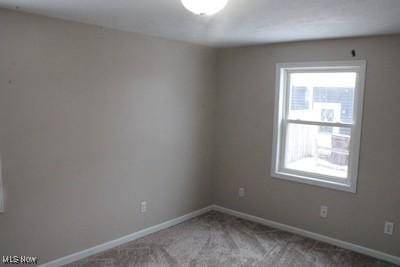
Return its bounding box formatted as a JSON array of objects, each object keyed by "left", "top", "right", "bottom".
[
  {"left": 284, "top": 123, "right": 351, "bottom": 178},
  {"left": 288, "top": 72, "right": 356, "bottom": 125}
]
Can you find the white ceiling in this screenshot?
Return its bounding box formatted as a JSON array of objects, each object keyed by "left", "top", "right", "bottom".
[{"left": 1, "top": 0, "right": 400, "bottom": 47}]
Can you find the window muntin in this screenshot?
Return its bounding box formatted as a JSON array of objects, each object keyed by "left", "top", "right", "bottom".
[{"left": 272, "top": 61, "right": 366, "bottom": 193}]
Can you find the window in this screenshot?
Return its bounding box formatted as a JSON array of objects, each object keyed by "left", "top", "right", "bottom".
[{"left": 271, "top": 61, "right": 366, "bottom": 193}]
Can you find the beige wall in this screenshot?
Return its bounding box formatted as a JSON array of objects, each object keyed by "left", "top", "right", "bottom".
[
  {"left": 214, "top": 36, "right": 400, "bottom": 257},
  {"left": 0, "top": 9, "right": 215, "bottom": 264}
]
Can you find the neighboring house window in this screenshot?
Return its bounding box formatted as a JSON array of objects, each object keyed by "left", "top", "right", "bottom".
[{"left": 271, "top": 61, "right": 366, "bottom": 193}]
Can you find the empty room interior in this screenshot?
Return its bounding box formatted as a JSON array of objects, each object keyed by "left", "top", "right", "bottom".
[{"left": 1, "top": 0, "right": 400, "bottom": 266}]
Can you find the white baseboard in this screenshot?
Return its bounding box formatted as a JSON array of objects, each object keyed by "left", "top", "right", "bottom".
[
  {"left": 41, "top": 204, "right": 399, "bottom": 266},
  {"left": 40, "top": 205, "right": 213, "bottom": 267},
  {"left": 212, "top": 205, "right": 400, "bottom": 266}
]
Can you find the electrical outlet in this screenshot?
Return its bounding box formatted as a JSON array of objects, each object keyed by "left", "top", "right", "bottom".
[
  {"left": 238, "top": 187, "right": 245, "bottom": 197},
  {"left": 384, "top": 222, "right": 394, "bottom": 235},
  {"left": 141, "top": 201, "right": 147, "bottom": 213},
  {"left": 320, "top": 205, "right": 328, "bottom": 218}
]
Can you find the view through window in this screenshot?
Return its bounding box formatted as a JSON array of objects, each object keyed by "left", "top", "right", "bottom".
[{"left": 286, "top": 72, "right": 356, "bottom": 178}]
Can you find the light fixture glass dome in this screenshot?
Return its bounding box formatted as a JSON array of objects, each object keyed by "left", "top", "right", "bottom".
[{"left": 181, "top": 0, "right": 228, "bottom": 16}]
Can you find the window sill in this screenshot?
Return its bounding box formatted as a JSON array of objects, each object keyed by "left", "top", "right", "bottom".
[{"left": 271, "top": 171, "right": 356, "bottom": 193}]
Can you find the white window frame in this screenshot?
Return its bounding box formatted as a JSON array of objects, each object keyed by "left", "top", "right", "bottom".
[{"left": 271, "top": 61, "right": 366, "bottom": 193}]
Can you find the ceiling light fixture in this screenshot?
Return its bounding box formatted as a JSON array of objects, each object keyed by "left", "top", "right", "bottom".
[{"left": 181, "top": 0, "right": 228, "bottom": 16}]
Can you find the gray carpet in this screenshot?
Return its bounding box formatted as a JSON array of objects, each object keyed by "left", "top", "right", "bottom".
[{"left": 66, "top": 211, "right": 396, "bottom": 267}]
